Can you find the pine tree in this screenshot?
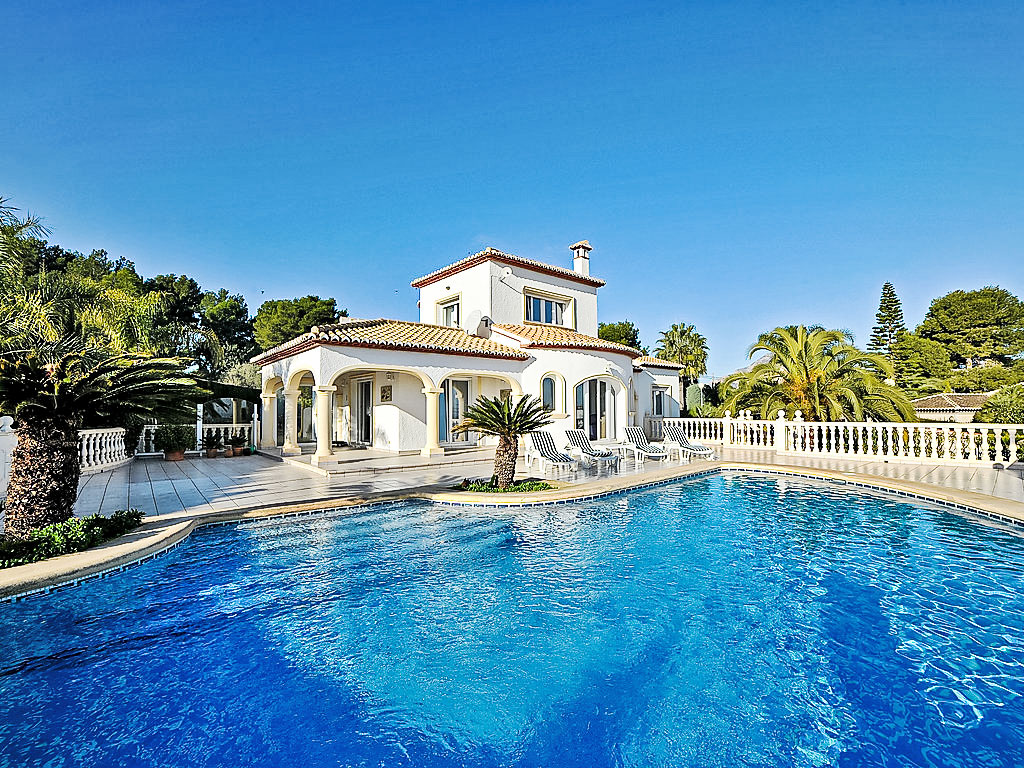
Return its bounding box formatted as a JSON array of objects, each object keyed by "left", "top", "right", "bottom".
[{"left": 868, "top": 282, "right": 907, "bottom": 357}]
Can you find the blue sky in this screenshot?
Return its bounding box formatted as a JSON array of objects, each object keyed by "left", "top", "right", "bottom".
[{"left": 3, "top": 1, "right": 1022, "bottom": 376}]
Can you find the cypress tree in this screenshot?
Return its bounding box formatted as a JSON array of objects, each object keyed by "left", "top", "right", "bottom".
[{"left": 868, "top": 282, "right": 907, "bottom": 356}]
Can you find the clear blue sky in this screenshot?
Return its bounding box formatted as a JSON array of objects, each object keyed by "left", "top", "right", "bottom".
[{"left": 3, "top": 1, "right": 1022, "bottom": 376}]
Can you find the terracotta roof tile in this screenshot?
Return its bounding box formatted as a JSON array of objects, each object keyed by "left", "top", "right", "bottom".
[
  {"left": 411, "top": 247, "right": 605, "bottom": 288},
  {"left": 911, "top": 392, "right": 996, "bottom": 410},
  {"left": 251, "top": 318, "right": 529, "bottom": 364},
  {"left": 633, "top": 356, "right": 683, "bottom": 370},
  {"left": 493, "top": 324, "right": 640, "bottom": 357}
]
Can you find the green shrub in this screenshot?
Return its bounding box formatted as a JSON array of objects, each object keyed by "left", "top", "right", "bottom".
[
  {"left": 975, "top": 384, "right": 1024, "bottom": 424},
  {"left": 453, "top": 479, "right": 555, "bottom": 493},
  {"left": 153, "top": 424, "right": 196, "bottom": 453},
  {"left": 0, "top": 509, "right": 144, "bottom": 569},
  {"left": 944, "top": 362, "right": 1024, "bottom": 393}
]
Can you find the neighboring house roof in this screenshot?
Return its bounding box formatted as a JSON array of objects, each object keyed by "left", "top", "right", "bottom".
[
  {"left": 493, "top": 324, "right": 640, "bottom": 357},
  {"left": 633, "top": 356, "right": 683, "bottom": 371},
  {"left": 410, "top": 246, "right": 606, "bottom": 289},
  {"left": 251, "top": 317, "right": 530, "bottom": 365},
  {"left": 911, "top": 392, "right": 996, "bottom": 411}
]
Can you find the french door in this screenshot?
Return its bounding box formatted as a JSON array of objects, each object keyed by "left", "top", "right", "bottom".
[
  {"left": 439, "top": 379, "right": 471, "bottom": 443},
  {"left": 356, "top": 379, "right": 373, "bottom": 444},
  {"left": 575, "top": 379, "right": 615, "bottom": 441}
]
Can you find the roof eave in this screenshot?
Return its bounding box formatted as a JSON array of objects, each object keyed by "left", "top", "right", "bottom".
[
  {"left": 251, "top": 338, "right": 529, "bottom": 367},
  {"left": 411, "top": 253, "right": 606, "bottom": 289}
]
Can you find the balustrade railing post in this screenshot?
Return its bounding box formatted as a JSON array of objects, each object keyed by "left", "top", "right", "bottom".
[{"left": 774, "top": 410, "right": 787, "bottom": 452}]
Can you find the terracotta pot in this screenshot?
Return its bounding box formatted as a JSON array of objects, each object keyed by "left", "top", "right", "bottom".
[
  {"left": 206, "top": 448, "right": 219, "bottom": 458},
  {"left": 164, "top": 450, "right": 186, "bottom": 462},
  {"left": 232, "top": 446, "right": 245, "bottom": 457}
]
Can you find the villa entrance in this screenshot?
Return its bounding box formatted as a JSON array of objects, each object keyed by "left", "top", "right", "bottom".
[
  {"left": 575, "top": 378, "right": 615, "bottom": 441},
  {"left": 439, "top": 378, "right": 471, "bottom": 444},
  {"left": 355, "top": 378, "right": 373, "bottom": 444}
]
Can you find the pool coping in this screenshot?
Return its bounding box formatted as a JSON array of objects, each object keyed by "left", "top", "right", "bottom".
[{"left": 2, "top": 460, "right": 1023, "bottom": 603}]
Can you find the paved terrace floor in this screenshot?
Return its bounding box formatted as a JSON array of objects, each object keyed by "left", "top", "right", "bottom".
[{"left": 74, "top": 446, "right": 1024, "bottom": 521}]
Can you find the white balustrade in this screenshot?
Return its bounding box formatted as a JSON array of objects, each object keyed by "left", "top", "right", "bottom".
[
  {"left": 662, "top": 413, "right": 1024, "bottom": 467},
  {"left": 77, "top": 428, "right": 131, "bottom": 474},
  {"left": 136, "top": 422, "right": 255, "bottom": 455}
]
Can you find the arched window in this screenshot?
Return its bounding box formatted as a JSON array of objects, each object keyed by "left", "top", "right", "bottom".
[
  {"left": 541, "top": 376, "right": 557, "bottom": 411},
  {"left": 574, "top": 379, "right": 616, "bottom": 440}
]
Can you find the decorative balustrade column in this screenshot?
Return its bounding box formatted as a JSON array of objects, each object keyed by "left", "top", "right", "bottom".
[{"left": 774, "top": 410, "right": 788, "bottom": 452}]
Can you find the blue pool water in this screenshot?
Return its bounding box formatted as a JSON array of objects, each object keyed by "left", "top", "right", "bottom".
[{"left": 2, "top": 473, "right": 1024, "bottom": 767}]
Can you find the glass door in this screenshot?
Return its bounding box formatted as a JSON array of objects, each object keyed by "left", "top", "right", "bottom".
[
  {"left": 356, "top": 379, "right": 372, "bottom": 444},
  {"left": 575, "top": 379, "right": 615, "bottom": 441},
  {"left": 440, "top": 379, "right": 471, "bottom": 443}
]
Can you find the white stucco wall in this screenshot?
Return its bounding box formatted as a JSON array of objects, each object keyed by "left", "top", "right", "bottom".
[
  {"left": 516, "top": 346, "right": 634, "bottom": 448},
  {"left": 634, "top": 368, "right": 683, "bottom": 419},
  {"left": 365, "top": 372, "right": 427, "bottom": 451},
  {"left": 415, "top": 258, "right": 600, "bottom": 335},
  {"left": 488, "top": 262, "right": 599, "bottom": 335},
  {"left": 416, "top": 262, "right": 493, "bottom": 330}
]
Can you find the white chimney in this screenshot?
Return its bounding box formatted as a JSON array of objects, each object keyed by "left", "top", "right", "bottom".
[{"left": 570, "top": 239, "right": 592, "bottom": 275}]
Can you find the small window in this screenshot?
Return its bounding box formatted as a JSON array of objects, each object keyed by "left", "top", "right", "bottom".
[
  {"left": 652, "top": 387, "right": 665, "bottom": 417},
  {"left": 542, "top": 376, "right": 556, "bottom": 411},
  {"left": 526, "top": 294, "right": 566, "bottom": 325},
  {"left": 439, "top": 300, "right": 460, "bottom": 328}
]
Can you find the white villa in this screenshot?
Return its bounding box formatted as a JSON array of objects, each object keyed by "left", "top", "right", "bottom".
[{"left": 252, "top": 241, "right": 684, "bottom": 464}]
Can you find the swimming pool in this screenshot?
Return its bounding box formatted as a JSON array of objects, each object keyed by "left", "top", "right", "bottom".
[{"left": 1, "top": 472, "right": 1023, "bottom": 767}]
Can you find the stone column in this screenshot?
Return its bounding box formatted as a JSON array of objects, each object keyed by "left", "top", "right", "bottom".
[
  {"left": 421, "top": 388, "right": 444, "bottom": 457},
  {"left": 282, "top": 388, "right": 301, "bottom": 455},
  {"left": 311, "top": 386, "right": 336, "bottom": 466},
  {"left": 259, "top": 394, "right": 278, "bottom": 448}
]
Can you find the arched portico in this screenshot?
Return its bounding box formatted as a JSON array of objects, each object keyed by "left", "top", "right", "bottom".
[
  {"left": 259, "top": 376, "right": 285, "bottom": 448},
  {"left": 262, "top": 369, "right": 317, "bottom": 455},
  {"left": 434, "top": 372, "right": 523, "bottom": 448},
  {"left": 570, "top": 373, "right": 627, "bottom": 443}
]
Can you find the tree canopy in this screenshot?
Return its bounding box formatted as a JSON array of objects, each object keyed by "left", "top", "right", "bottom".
[
  {"left": 253, "top": 296, "right": 346, "bottom": 350},
  {"left": 867, "top": 282, "right": 907, "bottom": 357},
  {"left": 890, "top": 333, "right": 952, "bottom": 396},
  {"left": 720, "top": 326, "right": 914, "bottom": 422},
  {"left": 1, "top": 196, "right": 206, "bottom": 537},
  {"left": 655, "top": 323, "right": 708, "bottom": 383},
  {"left": 200, "top": 289, "right": 257, "bottom": 373},
  {"left": 917, "top": 287, "right": 1024, "bottom": 368},
  {"left": 598, "top": 321, "right": 642, "bottom": 351}
]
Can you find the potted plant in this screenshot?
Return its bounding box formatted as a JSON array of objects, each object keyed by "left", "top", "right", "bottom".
[
  {"left": 205, "top": 437, "right": 222, "bottom": 459},
  {"left": 153, "top": 424, "right": 196, "bottom": 462},
  {"left": 227, "top": 435, "right": 247, "bottom": 457}
]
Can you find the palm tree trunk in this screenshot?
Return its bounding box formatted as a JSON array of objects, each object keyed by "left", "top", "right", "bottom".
[
  {"left": 493, "top": 435, "right": 518, "bottom": 489},
  {"left": 3, "top": 421, "right": 81, "bottom": 540}
]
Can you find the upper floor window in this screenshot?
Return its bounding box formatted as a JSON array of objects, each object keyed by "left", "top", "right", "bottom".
[
  {"left": 439, "top": 299, "right": 460, "bottom": 328},
  {"left": 526, "top": 293, "right": 566, "bottom": 326}
]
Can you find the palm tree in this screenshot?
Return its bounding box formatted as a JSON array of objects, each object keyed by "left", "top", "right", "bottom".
[
  {"left": 656, "top": 323, "right": 709, "bottom": 410},
  {"left": 453, "top": 395, "right": 553, "bottom": 489},
  {"left": 1, "top": 198, "right": 208, "bottom": 538},
  {"left": 0, "top": 351, "right": 204, "bottom": 538},
  {"left": 720, "top": 326, "right": 914, "bottom": 422}
]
